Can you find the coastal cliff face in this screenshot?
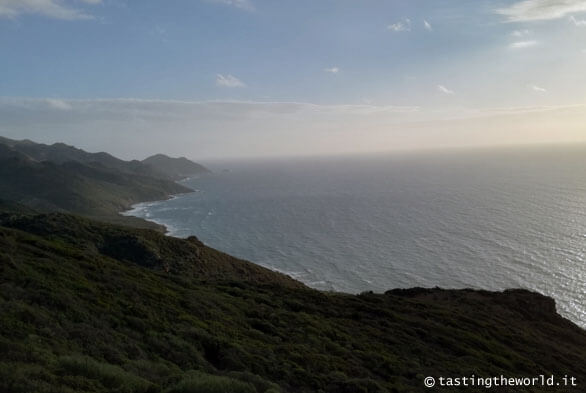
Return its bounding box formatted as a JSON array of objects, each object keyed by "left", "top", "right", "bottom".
[{"left": 1, "top": 206, "right": 585, "bottom": 393}]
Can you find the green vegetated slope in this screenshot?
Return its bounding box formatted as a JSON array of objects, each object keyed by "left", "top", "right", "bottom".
[
  {"left": 1, "top": 206, "right": 585, "bottom": 393},
  {"left": 0, "top": 137, "right": 211, "bottom": 230},
  {"left": 0, "top": 136, "right": 160, "bottom": 178},
  {"left": 0, "top": 144, "right": 187, "bottom": 222}
]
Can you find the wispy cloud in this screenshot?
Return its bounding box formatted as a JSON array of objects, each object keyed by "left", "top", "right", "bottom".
[
  {"left": 569, "top": 15, "right": 586, "bottom": 25},
  {"left": 216, "top": 74, "right": 246, "bottom": 88},
  {"left": 4, "top": 97, "right": 586, "bottom": 159},
  {"left": 509, "top": 40, "right": 538, "bottom": 49},
  {"left": 423, "top": 20, "right": 433, "bottom": 31},
  {"left": 437, "top": 85, "right": 455, "bottom": 95},
  {"left": 46, "top": 99, "right": 73, "bottom": 110},
  {"left": 0, "top": 97, "right": 421, "bottom": 159},
  {"left": 205, "top": 0, "right": 254, "bottom": 11},
  {"left": 511, "top": 29, "right": 531, "bottom": 37},
  {"left": 0, "top": 0, "right": 101, "bottom": 20},
  {"left": 387, "top": 18, "right": 411, "bottom": 32},
  {"left": 324, "top": 67, "right": 340, "bottom": 74},
  {"left": 496, "top": 0, "right": 586, "bottom": 22},
  {"left": 529, "top": 84, "right": 547, "bottom": 92}
]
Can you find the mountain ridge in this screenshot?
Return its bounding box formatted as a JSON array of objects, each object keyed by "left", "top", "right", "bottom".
[
  {"left": 0, "top": 136, "right": 159, "bottom": 178},
  {"left": 0, "top": 136, "right": 210, "bottom": 231}
]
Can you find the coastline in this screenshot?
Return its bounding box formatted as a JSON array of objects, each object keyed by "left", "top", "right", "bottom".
[
  {"left": 114, "top": 186, "right": 586, "bottom": 332},
  {"left": 115, "top": 171, "right": 586, "bottom": 330},
  {"left": 119, "top": 175, "right": 201, "bottom": 235}
]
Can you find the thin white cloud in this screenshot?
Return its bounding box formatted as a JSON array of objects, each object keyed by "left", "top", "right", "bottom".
[
  {"left": 0, "top": 97, "right": 420, "bottom": 117},
  {"left": 509, "top": 40, "right": 538, "bottom": 48},
  {"left": 511, "top": 29, "right": 531, "bottom": 36},
  {"left": 437, "top": 85, "right": 455, "bottom": 95},
  {"left": 3, "top": 97, "right": 586, "bottom": 160},
  {"left": 570, "top": 15, "right": 586, "bottom": 25},
  {"left": 216, "top": 74, "right": 246, "bottom": 88},
  {"left": 324, "top": 67, "right": 340, "bottom": 74},
  {"left": 496, "top": 0, "right": 586, "bottom": 22},
  {"left": 423, "top": 20, "right": 433, "bottom": 31},
  {"left": 46, "top": 99, "right": 73, "bottom": 110},
  {"left": 529, "top": 84, "right": 547, "bottom": 92},
  {"left": 0, "top": 0, "right": 100, "bottom": 20},
  {"left": 387, "top": 18, "right": 411, "bottom": 32},
  {"left": 205, "top": 0, "right": 254, "bottom": 11}
]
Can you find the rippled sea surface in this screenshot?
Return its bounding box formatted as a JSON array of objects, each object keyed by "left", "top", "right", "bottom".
[{"left": 125, "top": 146, "right": 586, "bottom": 327}]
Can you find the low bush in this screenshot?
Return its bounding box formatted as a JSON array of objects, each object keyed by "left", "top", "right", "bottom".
[
  {"left": 58, "top": 355, "right": 154, "bottom": 393},
  {"left": 165, "top": 371, "right": 255, "bottom": 393}
]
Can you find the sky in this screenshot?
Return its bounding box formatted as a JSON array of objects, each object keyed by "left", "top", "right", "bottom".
[{"left": 0, "top": 0, "right": 585, "bottom": 160}]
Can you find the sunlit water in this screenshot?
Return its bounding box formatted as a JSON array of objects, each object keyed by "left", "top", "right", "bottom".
[{"left": 125, "top": 146, "right": 586, "bottom": 328}]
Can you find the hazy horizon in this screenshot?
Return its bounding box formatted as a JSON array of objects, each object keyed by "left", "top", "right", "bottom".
[
  {"left": 1, "top": 0, "right": 586, "bottom": 159},
  {"left": 4, "top": 131, "right": 586, "bottom": 164}
]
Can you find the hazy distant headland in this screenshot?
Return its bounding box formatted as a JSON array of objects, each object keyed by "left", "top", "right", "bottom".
[
  {"left": 0, "top": 136, "right": 210, "bottom": 231},
  {"left": 1, "top": 136, "right": 585, "bottom": 393}
]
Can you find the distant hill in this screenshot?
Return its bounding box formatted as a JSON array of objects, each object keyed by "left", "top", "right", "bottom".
[
  {"left": 0, "top": 205, "right": 584, "bottom": 392},
  {"left": 142, "top": 153, "right": 210, "bottom": 180},
  {"left": 0, "top": 136, "right": 161, "bottom": 179},
  {"left": 0, "top": 139, "right": 193, "bottom": 229}
]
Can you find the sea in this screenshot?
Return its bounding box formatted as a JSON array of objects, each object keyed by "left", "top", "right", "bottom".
[{"left": 124, "top": 145, "right": 586, "bottom": 328}]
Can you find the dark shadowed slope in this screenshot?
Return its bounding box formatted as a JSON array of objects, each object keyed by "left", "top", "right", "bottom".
[
  {"left": 142, "top": 154, "right": 211, "bottom": 180},
  {"left": 0, "top": 136, "right": 160, "bottom": 179},
  {"left": 0, "top": 208, "right": 303, "bottom": 288},
  {"left": 0, "top": 143, "right": 190, "bottom": 229},
  {"left": 0, "top": 205, "right": 585, "bottom": 393}
]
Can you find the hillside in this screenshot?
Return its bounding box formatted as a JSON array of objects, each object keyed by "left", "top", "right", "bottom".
[
  {"left": 0, "top": 136, "right": 160, "bottom": 179},
  {"left": 142, "top": 154, "right": 210, "bottom": 180},
  {"left": 0, "top": 144, "right": 190, "bottom": 230},
  {"left": 0, "top": 205, "right": 585, "bottom": 393},
  {"left": 0, "top": 137, "right": 209, "bottom": 231}
]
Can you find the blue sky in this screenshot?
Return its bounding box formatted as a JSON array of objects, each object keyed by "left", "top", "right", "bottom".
[{"left": 1, "top": 0, "right": 586, "bottom": 159}]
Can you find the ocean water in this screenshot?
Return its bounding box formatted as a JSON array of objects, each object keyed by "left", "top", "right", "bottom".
[{"left": 125, "top": 146, "right": 586, "bottom": 328}]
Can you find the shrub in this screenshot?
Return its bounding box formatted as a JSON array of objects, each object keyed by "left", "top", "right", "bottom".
[
  {"left": 165, "top": 371, "right": 256, "bottom": 393},
  {"left": 0, "top": 362, "right": 55, "bottom": 393},
  {"left": 58, "top": 355, "right": 154, "bottom": 393},
  {"left": 227, "top": 371, "right": 281, "bottom": 393}
]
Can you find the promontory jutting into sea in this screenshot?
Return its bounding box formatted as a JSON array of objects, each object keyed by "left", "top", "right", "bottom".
[{"left": 126, "top": 145, "right": 586, "bottom": 329}]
